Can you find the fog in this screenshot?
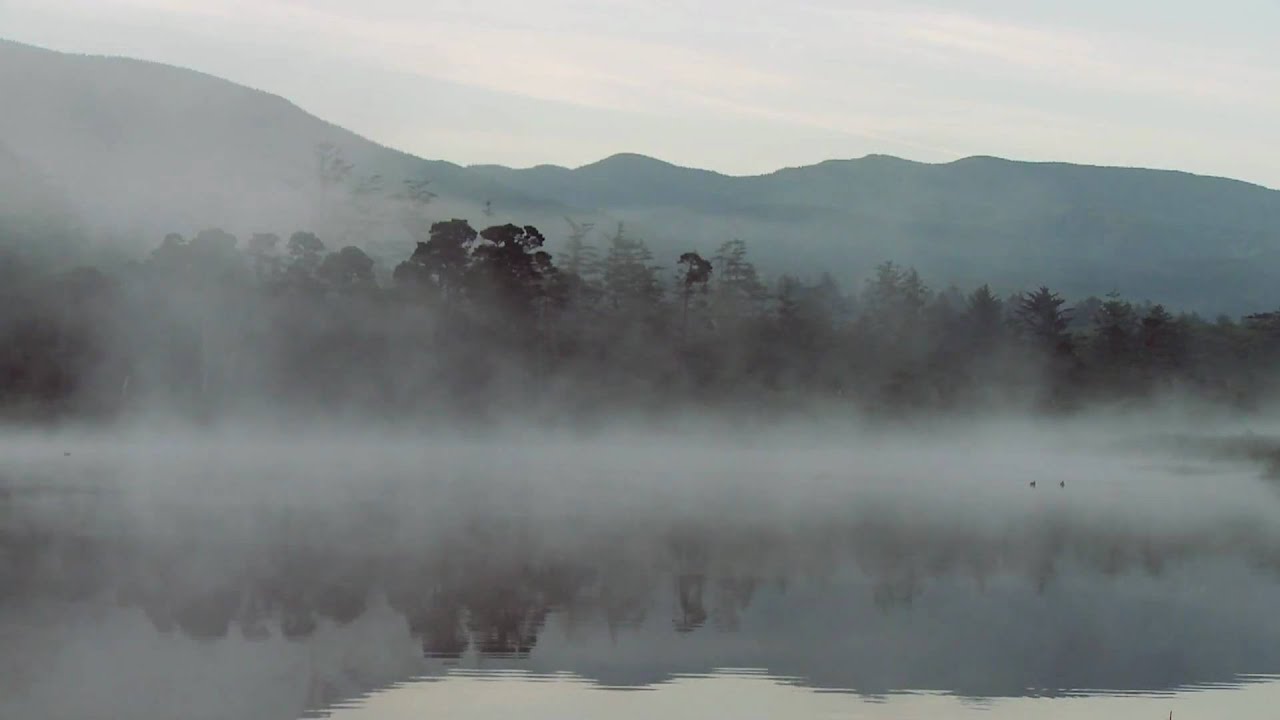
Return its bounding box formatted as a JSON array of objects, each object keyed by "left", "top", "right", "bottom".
[
  {"left": 5, "top": 414, "right": 1280, "bottom": 718},
  {"left": 8, "top": 38, "right": 1280, "bottom": 318},
  {"left": 7, "top": 31, "right": 1280, "bottom": 720}
]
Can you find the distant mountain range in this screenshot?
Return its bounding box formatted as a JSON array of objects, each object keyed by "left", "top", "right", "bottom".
[{"left": 2, "top": 38, "right": 1279, "bottom": 314}]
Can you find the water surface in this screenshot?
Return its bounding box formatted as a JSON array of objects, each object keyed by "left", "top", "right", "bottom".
[{"left": 3, "top": 426, "right": 1279, "bottom": 718}]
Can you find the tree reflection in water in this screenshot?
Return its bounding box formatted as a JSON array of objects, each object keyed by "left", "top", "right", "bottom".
[{"left": 5, "top": 477, "right": 1280, "bottom": 712}]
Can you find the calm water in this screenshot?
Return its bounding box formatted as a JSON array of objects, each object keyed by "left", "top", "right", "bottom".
[{"left": 3, "top": 429, "right": 1280, "bottom": 719}]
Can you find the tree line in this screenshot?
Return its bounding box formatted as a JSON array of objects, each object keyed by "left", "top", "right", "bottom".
[{"left": 2, "top": 209, "right": 1279, "bottom": 422}]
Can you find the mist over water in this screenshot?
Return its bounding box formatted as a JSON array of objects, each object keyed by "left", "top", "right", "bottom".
[
  {"left": 5, "top": 414, "right": 1280, "bottom": 719},
  {"left": 4, "top": 21, "right": 1280, "bottom": 720}
]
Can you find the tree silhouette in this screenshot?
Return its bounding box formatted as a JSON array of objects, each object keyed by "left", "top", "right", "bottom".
[
  {"left": 7, "top": 203, "right": 1280, "bottom": 420},
  {"left": 1088, "top": 291, "right": 1138, "bottom": 390},
  {"left": 1016, "top": 286, "right": 1073, "bottom": 354},
  {"left": 677, "top": 251, "right": 712, "bottom": 340},
  {"left": 285, "top": 231, "right": 326, "bottom": 284},
  {"left": 602, "top": 223, "right": 662, "bottom": 317},
  {"left": 318, "top": 246, "right": 376, "bottom": 291},
  {"left": 562, "top": 217, "right": 600, "bottom": 280},
  {"left": 711, "top": 239, "right": 767, "bottom": 325},
  {"left": 247, "top": 233, "right": 282, "bottom": 283},
  {"left": 471, "top": 224, "right": 551, "bottom": 310},
  {"left": 965, "top": 284, "right": 1005, "bottom": 344},
  {"left": 392, "top": 219, "right": 477, "bottom": 303}
]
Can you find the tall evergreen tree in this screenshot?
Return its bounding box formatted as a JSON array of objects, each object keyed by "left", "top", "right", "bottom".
[
  {"left": 602, "top": 223, "right": 662, "bottom": 318},
  {"left": 711, "top": 239, "right": 766, "bottom": 324},
  {"left": 1015, "top": 286, "right": 1073, "bottom": 355}
]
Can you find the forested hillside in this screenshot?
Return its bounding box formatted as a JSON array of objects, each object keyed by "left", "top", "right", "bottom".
[{"left": 3, "top": 39, "right": 1280, "bottom": 314}]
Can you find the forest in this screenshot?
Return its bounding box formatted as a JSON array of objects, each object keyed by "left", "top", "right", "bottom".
[{"left": 2, "top": 195, "right": 1279, "bottom": 423}]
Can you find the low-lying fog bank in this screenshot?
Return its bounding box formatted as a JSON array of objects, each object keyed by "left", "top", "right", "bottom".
[
  {"left": 5, "top": 409, "right": 1280, "bottom": 540},
  {"left": 5, "top": 412, "right": 1280, "bottom": 718}
]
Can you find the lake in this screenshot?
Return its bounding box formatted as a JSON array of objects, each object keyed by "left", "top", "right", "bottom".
[{"left": 3, "top": 422, "right": 1279, "bottom": 719}]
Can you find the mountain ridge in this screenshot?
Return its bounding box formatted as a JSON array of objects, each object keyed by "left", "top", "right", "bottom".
[
  {"left": 2, "top": 37, "right": 1280, "bottom": 314},
  {"left": 470, "top": 150, "right": 1276, "bottom": 193}
]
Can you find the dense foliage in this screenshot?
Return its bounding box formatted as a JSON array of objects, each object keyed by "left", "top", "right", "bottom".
[{"left": 2, "top": 212, "right": 1278, "bottom": 423}]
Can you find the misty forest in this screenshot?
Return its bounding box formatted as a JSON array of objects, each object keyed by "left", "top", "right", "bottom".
[
  {"left": 7, "top": 31, "right": 1280, "bottom": 720},
  {"left": 1, "top": 146, "right": 1278, "bottom": 424}
]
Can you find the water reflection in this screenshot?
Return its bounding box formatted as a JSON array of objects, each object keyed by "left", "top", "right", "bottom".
[{"left": 4, "top": 456, "right": 1280, "bottom": 718}]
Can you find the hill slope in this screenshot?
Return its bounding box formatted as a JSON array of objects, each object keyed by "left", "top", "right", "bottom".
[
  {"left": 3, "top": 39, "right": 1280, "bottom": 313},
  {"left": 473, "top": 153, "right": 1280, "bottom": 313},
  {"left": 0, "top": 139, "right": 85, "bottom": 267},
  {"left": 0, "top": 39, "right": 562, "bottom": 253}
]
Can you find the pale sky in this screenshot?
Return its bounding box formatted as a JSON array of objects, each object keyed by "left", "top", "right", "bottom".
[{"left": 2, "top": 0, "right": 1278, "bottom": 187}]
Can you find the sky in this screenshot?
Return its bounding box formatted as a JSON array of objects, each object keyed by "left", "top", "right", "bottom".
[{"left": 1, "top": 0, "right": 1278, "bottom": 187}]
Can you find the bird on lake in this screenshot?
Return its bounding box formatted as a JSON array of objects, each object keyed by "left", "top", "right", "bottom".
[
  {"left": 1029, "top": 481, "right": 1037, "bottom": 488},
  {"left": 1059, "top": 480, "right": 1065, "bottom": 488}
]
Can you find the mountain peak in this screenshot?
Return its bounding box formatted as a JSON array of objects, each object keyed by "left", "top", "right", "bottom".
[
  {"left": 579, "top": 153, "right": 684, "bottom": 172},
  {"left": 3, "top": 39, "right": 1280, "bottom": 314}
]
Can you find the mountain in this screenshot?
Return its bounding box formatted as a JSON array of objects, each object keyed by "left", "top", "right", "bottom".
[
  {"left": 473, "top": 153, "right": 1280, "bottom": 314},
  {"left": 3, "top": 38, "right": 1280, "bottom": 313},
  {"left": 0, "top": 138, "right": 85, "bottom": 267},
  {"left": 0, "top": 39, "right": 562, "bottom": 255}
]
